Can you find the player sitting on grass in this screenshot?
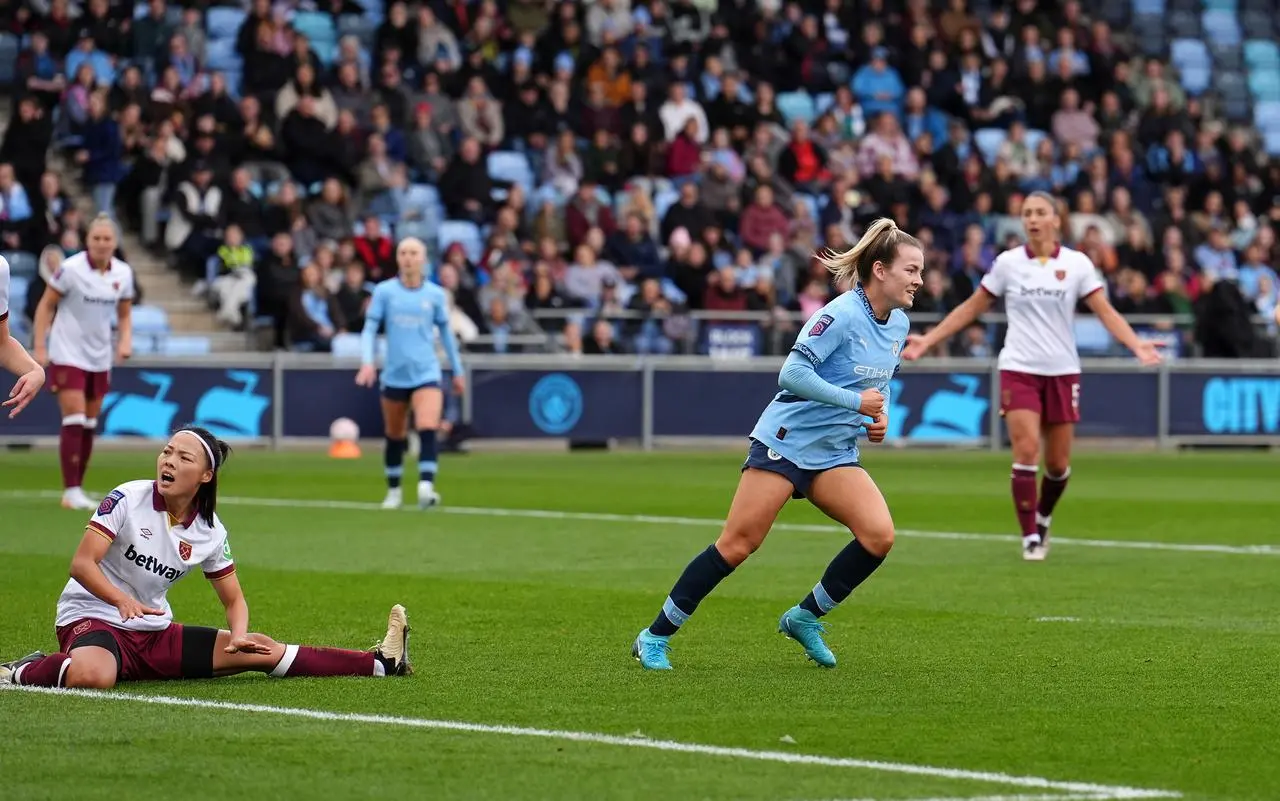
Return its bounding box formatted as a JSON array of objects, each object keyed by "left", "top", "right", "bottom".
[{"left": 0, "top": 426, "right": 411, "bottom": 688}]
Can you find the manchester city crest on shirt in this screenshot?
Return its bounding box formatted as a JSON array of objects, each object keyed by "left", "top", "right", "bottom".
[{"left": 178, "top": 540, "right": 193, "bottom": 561}]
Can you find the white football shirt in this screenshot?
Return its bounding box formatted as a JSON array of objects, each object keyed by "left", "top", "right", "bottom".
[
  {"left": 55, "top": 480, "right": 236, "bottom": 632},
  {"left": 47, "top": 251, "right": 135, "bottom": 372},
  {"left": 979, "top": 244, "right": 1105, "bottom": 376},
  {"left": 0, "top": 255, "right": 10, "bottom": 324}
]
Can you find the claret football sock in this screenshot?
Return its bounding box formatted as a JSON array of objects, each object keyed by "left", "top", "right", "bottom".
[{"left": 1011, "top": 463, "right": 1039, "bottom": 539}]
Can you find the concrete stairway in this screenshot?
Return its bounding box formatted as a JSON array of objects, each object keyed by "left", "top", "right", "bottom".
[{"left": 51, "top": 153, "right": 250, "bottom": 353}]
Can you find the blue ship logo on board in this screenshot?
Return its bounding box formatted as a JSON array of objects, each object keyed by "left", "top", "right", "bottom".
[
  {"left": 529, "top": 373, "right": 583, "bottom": 435},
  {"left": 890, "top": 374, "right": 990, "bottom": 441},
  {"left": 100, "top": 370, "right": 270, "bottom": 439}
]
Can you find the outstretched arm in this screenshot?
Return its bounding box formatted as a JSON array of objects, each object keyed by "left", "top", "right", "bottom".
[
  {"left": 1084, "top": 290, "right": 1164, "bottom": 366},
  {"left": 0, "top": 317, "right": 44, "bottom": 417},
  {"left": 904, "top": 289, "right": 994, "bottom": 357}
]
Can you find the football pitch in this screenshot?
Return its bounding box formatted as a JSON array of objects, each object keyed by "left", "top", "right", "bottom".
[{"left": 1, "top": 446, "right": 1277, "bottom": 801}]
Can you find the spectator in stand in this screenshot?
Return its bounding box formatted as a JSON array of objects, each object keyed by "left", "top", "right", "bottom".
[
  {"left": 0, "top": 164, "right": 33, "bottom": 252},
  {"left": 659, "top": 82, "right": 708, "bottom": 144},
  {"left": 165, "top": 161, "right": 222, "bottom": 281},
  {"left": 353, "top": 216, "right": 395, "bottom": 282},
  {"left": 565, "top": 180, "right": 617, "bottom": 250},
  {"left": 439, "top": 137, "right": 492, "bottom": 223},
  {"left": 288, "top": 263, "right": 345, "bottom": 352},
  {"left": 739, "top": 185, "right": 790, "bottom": 255},
  {"left": 257, "top": 232, "right": 300, "bottom": 350},
  {"left": 211, "top": 224, "right": 257, "bottom": 329}
]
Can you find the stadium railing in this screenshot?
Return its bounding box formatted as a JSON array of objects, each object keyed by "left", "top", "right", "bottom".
[{"left": 2, "top": 353, "right": 1279, "bottom": 451}]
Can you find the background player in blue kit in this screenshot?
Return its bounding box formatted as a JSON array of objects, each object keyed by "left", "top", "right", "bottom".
[
  {"left": 632, "top": 219, "right": 924, "bottom": 671},
  {"left": 356, "top": 238, "right": 466, "bottom": 510}
]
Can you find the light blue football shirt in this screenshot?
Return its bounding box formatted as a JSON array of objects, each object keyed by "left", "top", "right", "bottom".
[
  {"left": 361, "top": 277, "right": 463, "bottom": 389},
  {"left": 750, "top": 286, "right": 909, "bottom": 470}
]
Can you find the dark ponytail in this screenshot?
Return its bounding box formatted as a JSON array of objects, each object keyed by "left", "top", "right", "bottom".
[{"left": 177, "top": 424, "right": 232, "bottom": 527}]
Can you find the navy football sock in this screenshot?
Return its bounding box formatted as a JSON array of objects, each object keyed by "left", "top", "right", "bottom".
[
  {"left": 417, "top": 429, "right": 438, "bottom": 483},
  {"left": 799, "top": 539, "right": 885, "bottom": 618},
  {"left": 648, "top": 544, "right": 735, "bottom": 637},
  {"left": 384, "top": 437, "right": 407, "bottom": 489}
]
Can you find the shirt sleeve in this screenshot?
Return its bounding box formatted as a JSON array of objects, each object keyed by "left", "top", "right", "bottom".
[
  {"left": 47, "top": 261, "right": 70, "bottom": 295},
  {"left": 0, "top": 257, "right": 10, "bottom": 322},
  {"left": 979, "top": 252, "right": 1010, "bottom": 297},
  {"left": 1076, "top": 256, "right": 1105, "bottom": 299},
  {"left": 87, "top": 487, "right": 131, "bottom": 541},
  {"left": 202, "top": 535, "right": 236, "bottom": 581},
  {"left": 120, "top": 268, "right": 137, "bottom": 302},
  {"left": 791, "top": 305, "right": 853, "bottom": 366}
]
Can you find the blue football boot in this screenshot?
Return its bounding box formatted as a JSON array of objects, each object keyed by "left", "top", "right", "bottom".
[
  {"left": 778, "top": 606, "right": 836, "bottom": 667},
  {"left": 631, "top": 629, "right": 673, "bottom": 670}
]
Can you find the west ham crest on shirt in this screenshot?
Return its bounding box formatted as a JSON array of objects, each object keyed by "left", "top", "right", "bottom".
[
  {"left": 1054, "top": 270, "right": 1067, "bottom": 282},
  {"left": 178, "top": 540, "right": 193, "bottom": 561}
]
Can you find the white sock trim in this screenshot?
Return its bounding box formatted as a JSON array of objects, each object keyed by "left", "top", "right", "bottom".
[
  {"left": 1012, "top": 463, "right": 1039, "bottom": 472},
  {"left": 57, "top": 657, "right": 72, "bottom": 687},
  {"left": 84, "top": 418, "right": 98, "bottom": 431},
  {"left": 270, "top": 644, "right": 299, "bottom": 678},
  {"left": 62, "top": 414, "right": 87, "bottom": 427},
  {"left": 1046, "top": 467, "right": 1071, "bottom": 480},
  {"left": 372, "top": 659, "right": 386, "bottom": 677},
  {"left": 13, "top": 663, "right": 29, "bottom": 685}
]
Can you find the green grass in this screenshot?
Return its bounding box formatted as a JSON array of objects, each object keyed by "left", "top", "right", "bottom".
[{"left": 1, "top": 447, "right": 1278, "bottom": 801}]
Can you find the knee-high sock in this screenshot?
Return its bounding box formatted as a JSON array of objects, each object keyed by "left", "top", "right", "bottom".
[
  {"left": 1038, "top": 467, "right": 1071, "bottom": 531},
  {"left": 384, "top": 437, "right": 407, "bottom": 489},
  {"left": 60, "top": 414, "right": 86, "bottom": 490},
  {"left": 417, "top": 428, "right": 438, "bottom": 484},
  {"left": 648, "top": 543, "right": 735, "bottom": 637},
  {"left": 13, "top": 653, "right": 72, "bottom": 687},
  {"left": 269, "top": 645, "right": 383, "bottom": 678},
  {"left": 1011, "top": 463, "right": 1039, "bottom": 538},
  {"left": 79, "top": 417, "right": 98, "bottom": 486},
  {"left": 798, "top": 539, "right": 886, "bottom": 618}
]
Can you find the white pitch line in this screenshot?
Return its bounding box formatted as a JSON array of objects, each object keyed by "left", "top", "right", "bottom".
[
  {"left": 2, "top": 489, "right": 1277, "bottom": 557},
  {"left": 0, "top": 685, "right": 1178, "bottom": 800},
  {"left": 815, "top": 795, "right": 1115, "bottom": 801}
]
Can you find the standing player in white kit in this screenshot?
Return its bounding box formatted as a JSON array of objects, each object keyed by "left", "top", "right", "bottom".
[
  {"left": 902, "top": 192, "right": 1162, "bottom": 560},
  {"left": 32, "top": 214, "right": 135, "bottom": 509},
  {"left": 0, "top": 253, "right": 46, "bottom": 417}
]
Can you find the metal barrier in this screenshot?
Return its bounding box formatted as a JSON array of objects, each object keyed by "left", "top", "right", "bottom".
[{"left": 3, "top": 354, "right": 1279, "bottom": 450}]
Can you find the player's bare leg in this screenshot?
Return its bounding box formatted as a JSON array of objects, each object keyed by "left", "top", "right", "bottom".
[
  {"left": 1006, "top": 409, "right": 1045, "bottom": 560},
  {"left": 1038, "top": 422, "right": 1075, "bottom": 554},
  {"left": 410, "top": 387, "right": 444, "bottom": 509},
  {"left": 4, "top": 644, "right": 118, "bottom": 689},
  {"left": 781, "top": 467, "right": 895, "bottom": 668},
  {"left": 217, "top": 605, "right": 411, "bottom": 678},
  {"left": 380, "top": 399, "right": 410, "bottom": 508},
  {"left": 633, "top": 469, "right": 793, "bottom": 670},
  {"left": 55, "top": 388, "right": 95, "bottom": 509}
]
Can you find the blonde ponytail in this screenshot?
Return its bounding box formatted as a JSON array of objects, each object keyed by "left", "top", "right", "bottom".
[{"left": 817, "top": 218, "right": 921, "bottom": 286}]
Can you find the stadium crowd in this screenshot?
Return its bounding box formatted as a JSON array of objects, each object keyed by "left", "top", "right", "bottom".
[{"left": 2, "top": 0, "right": 1280, "bottom": 358}]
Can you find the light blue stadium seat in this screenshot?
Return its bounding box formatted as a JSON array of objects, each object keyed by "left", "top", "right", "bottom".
[
  {"left": 1171, "top": 38, "right": 1212, "bottom": 71},
  {"left": 1180, "top": 65, "right": 1212, "bottom": 95},
  {"left": 206, "top": 38, "right": 242, "bottom": 72},
  {"left": 160, "top": 336, "right": 211, "bottom": 356},
  {"left": 131, "top": 337, "right": 159, "bottom": 355},
  {"left": 407, "top": 183, "right": 442, "bottom": 218},
  {"left": 974, "top": 128, "right": 1007, "bottom": 164},
  {"left": 9, "top": 274, "right": 30, "bottom": 312},
  {"left": 330, "top": 332, "right": 363, "bottom": 359},
  {"left": 1024, "top": 128, "right": 1049, "bottom": 155},
  {"left": 1201, "top": 10, "right": 1241, "bottom": 47},
  {"left": 814, "top": 92, "right": 836, "bottom": 116},
  {"left": 486, "top": 150, "right": 534, "bottom": 194},
  {"left": 206, "top": 7, "right": 247, "bottom": 40},
  {"left": 776, "top": 91, "right": 817, "bottom": 126},
  {"left": 654, "top": 188, "right": 680, "bottom": 221},
  {"left": 796, "top": 192, "right": 820, "bottom": 223},
  {"left": 1074, "top": 318, "right": 1114, "bottom": 355},
  {"left": 2, "top": 251, "right": 37, "bottom": 278},
  {"left": 437, "top": 220, "right": 483, "bottom": 263},
  {"left": 1264, "top": 129, "right": 1280, "bottom": 156},
  {"left": 223, "top": 69, "right": 242, "bottom": 99},
  {"left": 1244, "top": 39, "right": 1280, "bottom": 69},
  {"left": 1131, "top": 0, "right": 1165, "bottom": 15},
  {"left": 1204, "top": 0, "right": 1237, "bottom": 10},
  {"left": 1253, "top": 100, "right": 1280, "bottom": 128},
  {"left": 292, "top": 10, "right": 337, "bottom": 44},
  {"left": 132, "top": 305, "right": 171, "bottom": 337},
  {"left": 0, "top": 34, "right": 19, "bottom": 85},
  {"left": 1248, "top": 69, "right": 1280, "bottom": 100}
]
